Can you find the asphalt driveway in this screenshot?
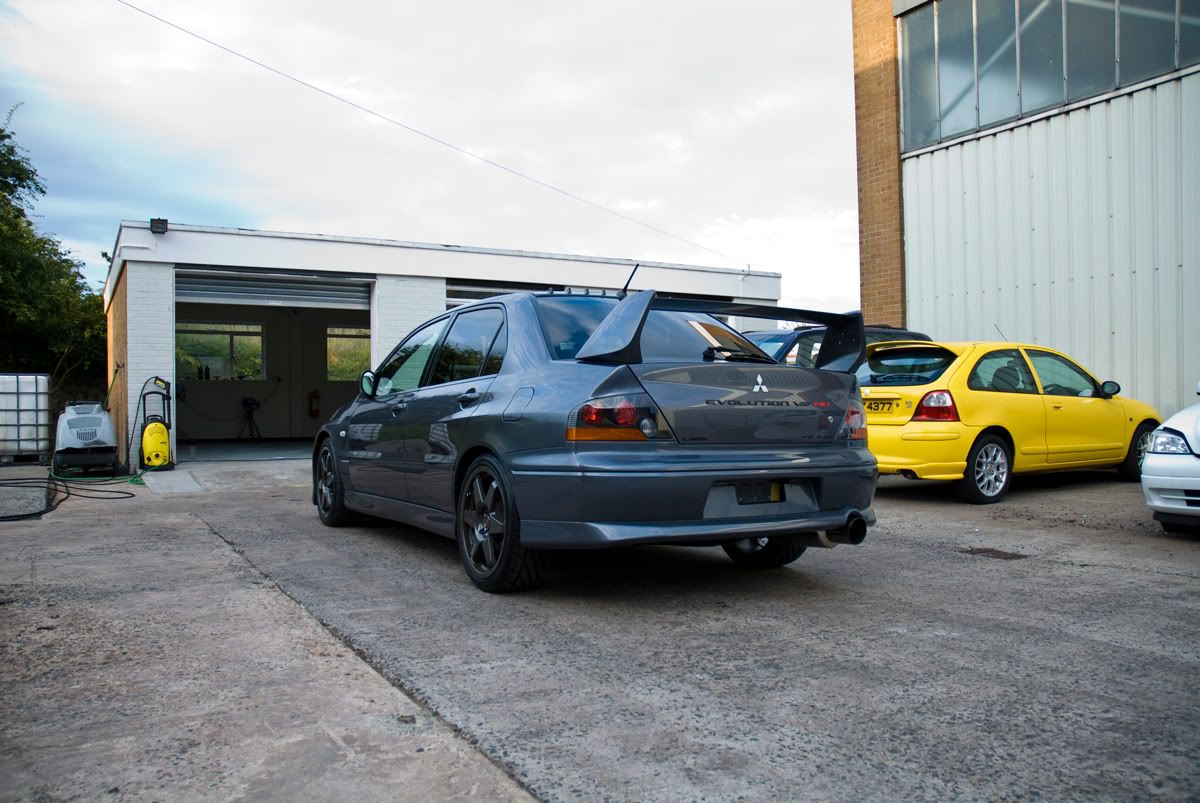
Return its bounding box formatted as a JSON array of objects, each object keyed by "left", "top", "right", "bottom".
[
  {"left": 188, "top": 463, "right": 1200, "bottom": 800},
  {"left": 3, "top": 460, "right": 1198, "bottom": 801}
]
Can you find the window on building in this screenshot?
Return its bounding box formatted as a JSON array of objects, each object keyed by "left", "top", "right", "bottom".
[
  {"left": 901, "top": 4, "right": 940, "bottom": 150},
  {"left": 1178, "top": 0, "right": 1199, "bottom": 67},
  {"left": 898, "top": 0, "right": 1191, "bottom": 151},
  {"left": 1020, "top": 0, "right": 1066, "bottom": 112},
  {"left": 939, "top": 0, "right": 978, "bottom": 138},
  {"left": 1066, "top": 0, "right": 1116, "bottom": 100},
  {"left": 1120, "top": 0, "right": 1177, "bottom": 84},
  {"left": 326, "top": 327, "right": 370, "bottom": 381},
  {"left": 176, "top": 322, "right": 264, "bottom": 381},
  {"left": 977, "top": 0, "right": 1020, "bottom": 125}
]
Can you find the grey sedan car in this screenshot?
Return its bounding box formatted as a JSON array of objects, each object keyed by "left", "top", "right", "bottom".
[{"left": 313, "top": 289, "right": 878, "bottom": 592}]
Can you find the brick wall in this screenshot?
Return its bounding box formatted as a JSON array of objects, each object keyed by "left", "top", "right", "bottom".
[
  {"left": 852, "top": 0, "right": 906, "bottom": 326},
  {"left": 370, "top": 276, "right": 448, "bottom": 368},
  {"left": 123, "top": 262, "right": 177, "bottom": 467},
  {"left": 106, "top": 268, "right": 129, "bottom": 466}
]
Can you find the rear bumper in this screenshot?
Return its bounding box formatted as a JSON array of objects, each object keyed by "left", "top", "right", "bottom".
[
  {"left": 867, "top": 424, "right": 970, "bottom": 480},
  {"left": 508, "top": 444, "right": 877, "bottom": 549},
  {"left": 522, "top": 507, "right": 876, "bottom": 548}
]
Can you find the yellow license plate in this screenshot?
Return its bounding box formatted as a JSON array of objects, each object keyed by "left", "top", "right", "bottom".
[{"left": 864, "top": 400, "right": 893, "bottom": 413}]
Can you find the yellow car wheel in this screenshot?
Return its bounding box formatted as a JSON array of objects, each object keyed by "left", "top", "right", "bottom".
[{"left": 955, "top": 434, "right": 1013, "bottom": 504}]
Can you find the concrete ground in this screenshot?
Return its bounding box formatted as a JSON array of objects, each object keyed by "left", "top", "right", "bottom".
[{"left": 1, "top": 459, "right": 1198, "bottom": 801}]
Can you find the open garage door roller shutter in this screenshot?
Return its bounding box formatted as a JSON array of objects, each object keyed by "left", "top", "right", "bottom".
[{"left": 176, "top": 272, "right": 371, "bottom": 309}]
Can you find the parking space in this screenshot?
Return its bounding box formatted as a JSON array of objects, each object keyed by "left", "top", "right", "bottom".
[{"left": 4, "top": 460, "right": 1194, "bottom": 800}]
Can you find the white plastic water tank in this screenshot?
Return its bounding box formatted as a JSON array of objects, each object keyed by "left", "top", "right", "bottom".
[{"left": 0, "top": 374, "right": 51, "bottom": 458}]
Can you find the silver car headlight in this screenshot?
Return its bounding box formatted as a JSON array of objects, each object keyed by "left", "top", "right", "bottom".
[{"left": 1149, "top": 430, "right": 1191, "bottom": 455}]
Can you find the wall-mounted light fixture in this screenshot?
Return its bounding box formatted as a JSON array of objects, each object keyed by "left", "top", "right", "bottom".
[{"left": 150, "top": 218, "right": 169, "bottom": 234}]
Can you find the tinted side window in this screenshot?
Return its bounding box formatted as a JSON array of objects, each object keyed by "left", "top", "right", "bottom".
[
  {"left": 967, "top": 349, "right": 1037, "bottom": 394},
  {"left": 376, "top": 319, "right": 448, "bottom": 396},
  {"left": 482, "top": 323, "right": 507, "bottom": 376},
  {"left": 1026, "top": 350, "right": 1099, "bottom": 397},
  {"left": 427, "top": 308, "right": 504, "bottom": 386}
]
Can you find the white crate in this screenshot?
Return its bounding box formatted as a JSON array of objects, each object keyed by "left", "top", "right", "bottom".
[{"left": 0, "top": 374, "right": 51, "bottom": 458}]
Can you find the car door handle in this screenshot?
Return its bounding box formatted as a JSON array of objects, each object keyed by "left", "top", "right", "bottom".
[
  {"left": 458, "top": 389, "right": 482, "bottom": 407},
  {"left": 391, "top": 402, "right": 407, "bottom": 416}
]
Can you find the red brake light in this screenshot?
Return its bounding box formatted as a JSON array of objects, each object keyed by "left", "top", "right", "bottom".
[
  {"left": 567, "top": 394, "right": 674, "bottom": 442},
  {"left": 912, "top": 390, "right": 959, "bottom": 422},
  {"left": 613, "top": 399, "right": 638, "bottom": 427},
  {"left": 580, "top": 403, "right": 603, "bottom": 426}
]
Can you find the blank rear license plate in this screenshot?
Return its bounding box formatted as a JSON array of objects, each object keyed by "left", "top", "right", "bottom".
[{"left": 735, "top": 482, "right": 785, "bottom": 505}]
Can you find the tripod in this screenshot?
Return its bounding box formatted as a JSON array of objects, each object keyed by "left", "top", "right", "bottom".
[{"left": 238, "top": 397, "right": 262, "bottom": 440}]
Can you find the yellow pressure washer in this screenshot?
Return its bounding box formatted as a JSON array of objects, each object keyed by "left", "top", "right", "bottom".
[{"left": 138, "top": 377, "right": 174, "bottom": 471}]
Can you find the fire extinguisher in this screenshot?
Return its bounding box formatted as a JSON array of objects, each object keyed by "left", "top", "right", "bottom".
[{"left": 308, "top": 389, "right": 320, "bottom": 419}]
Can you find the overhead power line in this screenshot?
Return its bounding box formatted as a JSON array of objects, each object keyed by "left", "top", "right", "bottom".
[{"left": 113, "top": 0, "right": 745, "bottom": 266}]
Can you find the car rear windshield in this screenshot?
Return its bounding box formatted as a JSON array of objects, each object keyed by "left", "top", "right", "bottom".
[
  {"left": 534, "top": 296, "right": 770, "bottom": 362},
  {"left": 856, "top": 346, "right": 957, "bottom": 386},
  {"left": 744, "top": 331, "right": 794, "bottom": 356}
]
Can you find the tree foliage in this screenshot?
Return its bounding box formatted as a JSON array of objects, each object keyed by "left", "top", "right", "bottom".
[{"left": 0, "top": 116, "right": 107, "bottom": 395}]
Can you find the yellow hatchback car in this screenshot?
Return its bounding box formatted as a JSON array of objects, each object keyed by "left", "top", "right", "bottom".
[{"left": 858, "top": 341, "right": 1161, "bottom": 503}]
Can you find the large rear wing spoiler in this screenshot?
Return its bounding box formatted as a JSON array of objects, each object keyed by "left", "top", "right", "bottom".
[{"left": 576, "top": 289, "right": 866, "bottom": 372}]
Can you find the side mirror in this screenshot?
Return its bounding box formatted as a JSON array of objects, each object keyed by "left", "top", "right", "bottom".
[
  {"left": 1100, "top": 380, "right": 1120, "bottom": 398},
  {"left": 360, "top": 370, "right": 376, "bottom": 397}
]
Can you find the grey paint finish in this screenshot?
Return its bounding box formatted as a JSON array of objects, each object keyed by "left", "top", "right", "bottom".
[{"left": 318, "top": 291, "right": 876, "bottom": 549}]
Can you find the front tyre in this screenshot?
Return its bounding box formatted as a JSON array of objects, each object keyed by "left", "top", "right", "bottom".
[
  {"left": 1116, "top": 421, "right": 1156, "bottom": 482},
  {"left": 457, "top": 455, "right": 545, "bottom": 593},
  {"left": 314, "top": 441, "right": 355, "bottom": 526},
  {"left": 956, "top": 434, "right": 1012, "bottom": 504},
  {"left": 721, "top": 536, "right": 807, "bottom": 569}
]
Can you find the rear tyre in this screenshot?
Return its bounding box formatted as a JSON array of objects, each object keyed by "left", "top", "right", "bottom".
[
  {"left": 457, "top": 455, "right": 546, "bottom": 593},
  {"left": 314, "top": 441, "right": 355, "bottom": 526},
  {"left": 955, "top": 434, "right": 1012, "bottom": 504},
  {"left": 721, "top": 536, "right": 807, "bottom": 569},
  {"left": 1116, "top": 421, "right": 1156, "bottom": 482}
]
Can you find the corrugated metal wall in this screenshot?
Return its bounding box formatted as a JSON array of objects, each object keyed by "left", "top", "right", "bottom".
[{"left": 902, "top": 72, "right": 1200, "bottom": 417}]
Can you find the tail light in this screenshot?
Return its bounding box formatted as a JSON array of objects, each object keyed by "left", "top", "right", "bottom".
[
  {"left": 913, "top": 390, "right": 959, "bottom": 422},
  {"left": 567, "top": 393, "right": 674, "bottom": 442},
  {"left": 837, "top": 398, "right": 868, "bottom": 442}
]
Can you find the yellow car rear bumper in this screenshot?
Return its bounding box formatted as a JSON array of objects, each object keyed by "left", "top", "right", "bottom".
[{"left": 867, "top": 424, "right": 974, "bottom": 480}]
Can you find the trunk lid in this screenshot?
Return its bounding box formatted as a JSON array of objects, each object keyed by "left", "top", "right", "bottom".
[
  {"left": 858, "top": 342, "right": 963, "bottom": 426},
  {"left": 631, "top": 363, "right": 855, "bottom": 445}
]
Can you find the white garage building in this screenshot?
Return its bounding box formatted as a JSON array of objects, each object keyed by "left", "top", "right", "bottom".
[{"left": 103, "top": 220, "right": 781, "bottom": 466}]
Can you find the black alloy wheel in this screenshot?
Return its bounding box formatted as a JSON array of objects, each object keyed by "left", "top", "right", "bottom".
[
  {"left": 721, "top": 536, "right": 807, "bottom": 569},
  {"left": 456, "top": 455, "right": 545, "bottom": 593},
  {"left": 315, "top": 441, "right": 354, "bottom": 526}
]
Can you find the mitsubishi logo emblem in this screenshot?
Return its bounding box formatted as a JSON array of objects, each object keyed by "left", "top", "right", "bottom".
[{"left": 752, "top": 374, "right": 768, "bottom": 393}]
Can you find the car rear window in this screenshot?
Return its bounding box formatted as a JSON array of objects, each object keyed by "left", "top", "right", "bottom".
[
  {"left": 534, "top": 296, "right": 770, "bottom": 362},
  {"left": 745, "top": 331, "right": 792, "bottom": 355},
  {"left": 856, "top": 346, "right": 957, "bottom": 386}
]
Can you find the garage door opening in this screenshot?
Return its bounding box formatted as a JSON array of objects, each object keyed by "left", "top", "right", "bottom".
[{"left": 173, "top": 301, "right": 369, "bottom": 461}]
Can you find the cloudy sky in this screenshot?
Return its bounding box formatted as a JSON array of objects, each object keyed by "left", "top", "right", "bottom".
[{"left": 1, "top": 0, "right": 861, "bottom": 311}]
